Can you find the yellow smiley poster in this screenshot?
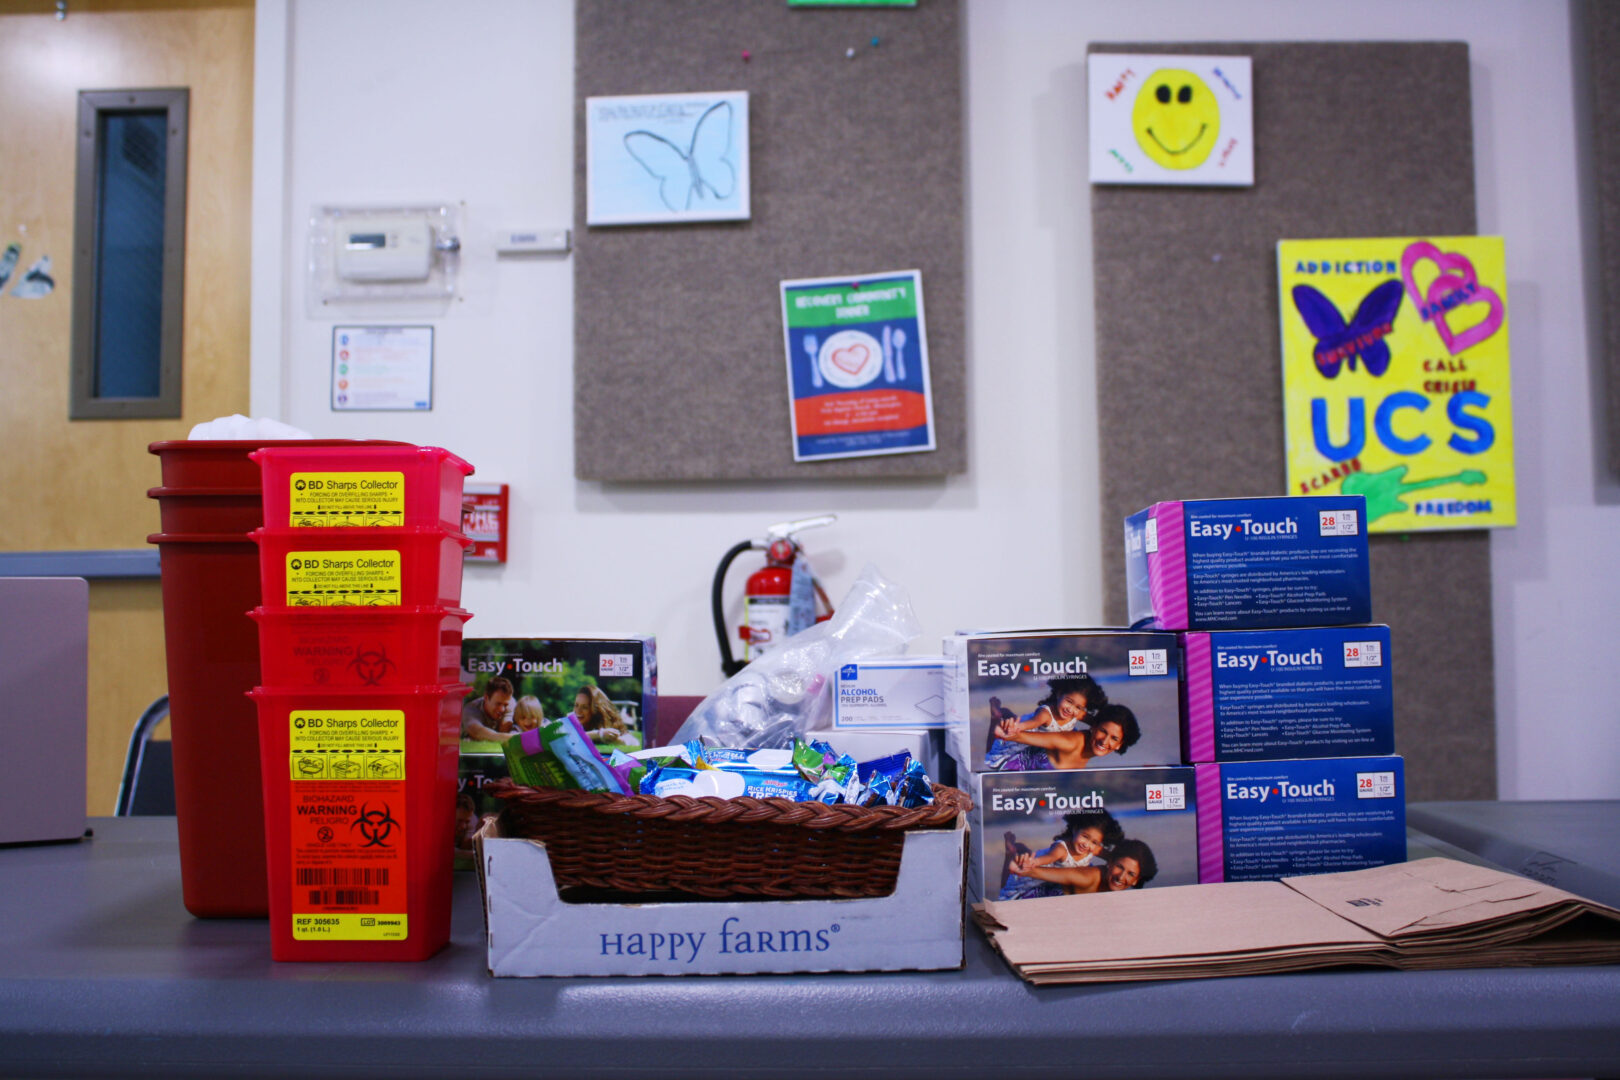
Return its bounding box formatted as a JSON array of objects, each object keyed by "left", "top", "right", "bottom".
[
  {"left": 1278, "top": 237, "right": 1516, "bottom": 533},
  {"left": 1089, "top": 53, "right": 1253, "bottom": 186}
]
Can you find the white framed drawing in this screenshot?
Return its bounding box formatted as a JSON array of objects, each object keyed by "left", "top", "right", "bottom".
[
  {"left": 1089, "top": 54, "right": 1253, "bottom": 186},
  {"left": 586, "top": 91, "right": 750, "bottom": 226}
]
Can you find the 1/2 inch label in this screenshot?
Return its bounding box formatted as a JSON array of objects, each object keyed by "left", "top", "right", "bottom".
[
  {"left": 286, "top": 551, "right": 401, "bottom": 606},
  {"left": 289, "top": 472, "right": 406, "bottom": 527}
]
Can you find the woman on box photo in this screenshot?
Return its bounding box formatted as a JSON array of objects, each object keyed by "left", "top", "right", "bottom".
[
  {"left": 1010, "top": 837, "right": 1159, "bottom": 893},
  {"left": 984, "top": 676, "right": 1107, "bottom": 757},
  {"left": 986, "top": 702, "right": 1142, "bottom": 771},
  {"left": 997, "top": 810, "right": 1124, "bottom": 901},
  {"left": 570, "top": 684, "right": 628, "bottom": 745}
]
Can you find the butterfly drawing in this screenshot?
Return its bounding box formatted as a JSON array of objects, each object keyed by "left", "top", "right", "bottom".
[
  {"left": 1292, "top": 279, "right": 1404, "bottom": 378},
  {"left": 623, "top": 101, "right": 736, "bottom": 213}
]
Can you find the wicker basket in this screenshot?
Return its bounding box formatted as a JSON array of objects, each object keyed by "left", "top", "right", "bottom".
[{"left": 486, "top": 779, "right": 971, "bottom": 899}]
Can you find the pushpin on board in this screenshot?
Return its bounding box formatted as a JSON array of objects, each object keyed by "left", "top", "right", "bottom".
[
  {"left": 871, "top": 37, "right": 881, "bottom": 47},
  {"left": 741, "top": 49, "right": 751, "bottom": 62},
  {"left": 845, "top": 47, "right": 856, "bottom": 59}
]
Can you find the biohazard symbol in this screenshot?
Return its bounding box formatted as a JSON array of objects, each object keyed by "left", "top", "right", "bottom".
[
  {"left": 351, "top": 802, "right": 400, "bottom": 848},
  {"left": 347, "top": 646, "right": 397, "bottom": 686}
]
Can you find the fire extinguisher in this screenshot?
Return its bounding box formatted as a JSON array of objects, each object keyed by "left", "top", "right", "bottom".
[{"left": 712, "top": 515, "right": 836, "bottom": 677}]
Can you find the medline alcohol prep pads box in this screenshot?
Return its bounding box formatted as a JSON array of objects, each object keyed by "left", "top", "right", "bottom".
[
  {"left": 944, "top": 630, "right": 1181, "bottom": 775},
  {"left": 1181, "top": 626, "right": 1394, "bottom": 762},
  {"left": 834, "top": 657, "right": 946, "bottom": 729},
  {"left": 973, "top": 768, "right": 1198, "bottom": 903},
  {"left": 1195, "top": 756, "right": 1405, "bottom": 883},
  {"left": 1125, "top": 495, "right": 1371, "bottom": 631}
]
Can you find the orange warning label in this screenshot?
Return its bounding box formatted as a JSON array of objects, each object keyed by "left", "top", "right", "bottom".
[{"left": 289, "top": 781, "right": 408, "bottom": 940}]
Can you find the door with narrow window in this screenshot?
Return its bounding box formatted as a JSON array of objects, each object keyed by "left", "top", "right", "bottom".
[{"left": 0, "top": 0, "right": 254, "bottom": 813}]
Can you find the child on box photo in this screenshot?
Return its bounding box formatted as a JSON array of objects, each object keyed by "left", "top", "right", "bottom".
[
  {"left": 461, "top": 671, "right": 641, "bottom": 754},
  {"left": 986, "top": 687, "right": 1143, "bottom": 771},
  {"left": 997, "top": 810, "right": 1159, "bottom": 899}
]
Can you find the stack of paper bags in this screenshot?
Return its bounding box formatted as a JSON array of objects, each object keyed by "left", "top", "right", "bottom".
[{"left": 973, "top": 857, "right": 1620, "bottom": 985}]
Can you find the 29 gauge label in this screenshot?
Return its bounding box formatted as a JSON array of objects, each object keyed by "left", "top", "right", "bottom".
[{"left": 289, "top": 709, "right": 408, "bottom": 941}]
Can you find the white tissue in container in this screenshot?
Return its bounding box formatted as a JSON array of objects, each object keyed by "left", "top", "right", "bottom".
[{"left": 833, "top": 656, "right": 946, "bottom": 729}]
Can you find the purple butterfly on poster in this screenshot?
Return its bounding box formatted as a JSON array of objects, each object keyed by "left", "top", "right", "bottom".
[{"left": 1291, "top": 279, "right": 1405, "bottom": 378}]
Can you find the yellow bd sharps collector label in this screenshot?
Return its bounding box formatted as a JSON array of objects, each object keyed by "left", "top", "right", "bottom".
[
  {"left": 285, "top": 551, "right": 402, "bottom": 606},
  {"left": 289, "top": 472, "right": 406, "bottom": 526}
]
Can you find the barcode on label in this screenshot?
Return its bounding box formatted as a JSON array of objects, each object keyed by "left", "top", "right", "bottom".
[
  {"left": 1343, "top": 640, "right": 1383, "bottom": 668},
  {"left": 296, "top": 868, "right": 391, "bottom": 886},
  {"left": 1145, "top": 783, "right": 1185, "bottom": 811},
  {"left": 1128, "top": 649, "right": 1169, "bottom": 677},
  {"left": 306, "top": 888, "right": 381, "bottom": 906}
]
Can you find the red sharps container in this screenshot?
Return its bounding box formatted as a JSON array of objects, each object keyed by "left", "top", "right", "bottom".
[{"left": 248, "top": 445, "right": 473, "bottom": 961}]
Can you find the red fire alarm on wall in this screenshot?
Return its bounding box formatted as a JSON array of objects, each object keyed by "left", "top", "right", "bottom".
[{"left": 462, "top": 483, "right": 509, "bottom": 564}]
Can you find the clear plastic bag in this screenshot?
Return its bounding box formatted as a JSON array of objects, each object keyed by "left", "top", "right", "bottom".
[{"left": 671, "top": 563, "right": 921, "bottom": 749}]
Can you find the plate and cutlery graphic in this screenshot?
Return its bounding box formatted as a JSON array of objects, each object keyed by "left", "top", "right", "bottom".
[{"left": 810, "top": 327, "right": 910, "bottom": 390}]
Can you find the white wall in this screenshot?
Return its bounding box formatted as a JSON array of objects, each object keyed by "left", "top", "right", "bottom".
[{"left": 255, "top": 0, "right": 1620, "bottom": 798}]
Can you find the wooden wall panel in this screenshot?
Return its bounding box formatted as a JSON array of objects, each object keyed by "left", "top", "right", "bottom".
[{"left": 0, "top": 0, "right": 253, "bottom": 813}]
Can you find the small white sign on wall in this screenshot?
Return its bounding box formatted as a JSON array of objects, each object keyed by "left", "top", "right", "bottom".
[
  {"left": 330, "top": 325, "right": 434, "bottom": 411},
  {"left": 1089, "top": 54, "right": 1254, "bottom": 186}
]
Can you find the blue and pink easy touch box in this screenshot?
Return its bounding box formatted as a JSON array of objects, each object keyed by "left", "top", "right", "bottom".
[
  {"left": 1181, "top": 625, "right": 1394, "bottom": 762},
  {"left": 1195, "top": 756, "right": 1405, "bottom": 883},
  {"left": 1124, "top": 495, "right": 1371, "bottom": 631}
]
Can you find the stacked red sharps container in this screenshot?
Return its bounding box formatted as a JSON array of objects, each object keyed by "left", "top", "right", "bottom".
[{"left": 248, "top": 446, "right": 474, "bottom": 961}]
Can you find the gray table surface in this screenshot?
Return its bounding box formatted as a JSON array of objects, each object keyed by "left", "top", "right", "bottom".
[{"left": 1, "top": 815, "right": 1617, "bottom": 1080}]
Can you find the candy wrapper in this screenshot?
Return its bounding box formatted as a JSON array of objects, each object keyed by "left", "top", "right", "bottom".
[
  {"left": 630, "top": 738, "right": 934, "bottom": 808},
  {"left": 503, "top": 713, "right": 632, "bottom": 794}
]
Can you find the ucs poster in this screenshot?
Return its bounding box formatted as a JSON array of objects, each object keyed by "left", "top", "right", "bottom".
[{"left": 1277, "top": 237, "right": 1516, "bottom": 533}]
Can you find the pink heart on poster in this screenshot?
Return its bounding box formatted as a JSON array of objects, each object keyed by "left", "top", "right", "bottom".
[
  {"left": 1400, "top": 241, "right": 1505, "bottom": 355},
  {"left": 830, "top": 344, "right": 871, "bottom": 376},
  {"left": 1425, "top": 272, "right": 1505, "bottom": 355}
]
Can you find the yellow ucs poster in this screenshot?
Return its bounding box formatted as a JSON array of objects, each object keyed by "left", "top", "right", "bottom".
[{"left": 1277, "top": 237, "right": 1515, "bottom": 533}]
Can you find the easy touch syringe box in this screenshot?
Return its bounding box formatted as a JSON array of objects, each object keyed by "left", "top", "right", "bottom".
[
  {"left": 1125, "top": 495, "right": 1371, "bottom": 631},
  {"left": 943, "top": 630, "right": 1182, "bottom": 776},
  {"left": 972, "top": 767, "right": 1198, "bottom": 903},
  {"left": 1182, "top": 625, "right": 1394, "bottom": 762},
  {"left": 1195, "top": 756, "right": 1405, "bottom": 883},
  {"left": 833, "top": 657, "right": 947, "bottom": 729}
]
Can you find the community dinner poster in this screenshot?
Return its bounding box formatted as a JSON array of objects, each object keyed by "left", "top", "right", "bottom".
[{"left": 1277, "top": 236, "right": 1516, "bottom": 533}]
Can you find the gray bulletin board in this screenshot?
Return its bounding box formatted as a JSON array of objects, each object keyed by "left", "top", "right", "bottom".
[
  {"left": 1091, "top": 42, "right": 1495, "bottom": 802},
  {"left": 573, "top": 0, "right": 966, "bottom": 482},
  {"left": 1578, "top": 0, "right": 1620, "bottom": 480}
]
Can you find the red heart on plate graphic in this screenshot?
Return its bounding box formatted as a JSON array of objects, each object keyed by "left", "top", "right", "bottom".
[{"left": 830, "top": 344, "right": 871, "bottom": 375}]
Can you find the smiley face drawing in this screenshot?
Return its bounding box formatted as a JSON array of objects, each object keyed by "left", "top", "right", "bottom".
[{"left": 1131, "top": 69, "right": 1220, "bottom": 170}]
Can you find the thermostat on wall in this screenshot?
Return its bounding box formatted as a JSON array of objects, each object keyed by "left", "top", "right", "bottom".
[
  {"left": 307, "top": 203, "right": 462, "bottom": 312},
  {"left": 336, "top": 217, "right": 436, "bottom": 282}
]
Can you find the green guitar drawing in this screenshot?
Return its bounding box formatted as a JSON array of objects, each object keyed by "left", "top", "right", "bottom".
[{"left": 1341, "top": 465, "right": 1488, "bottom": 522}]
